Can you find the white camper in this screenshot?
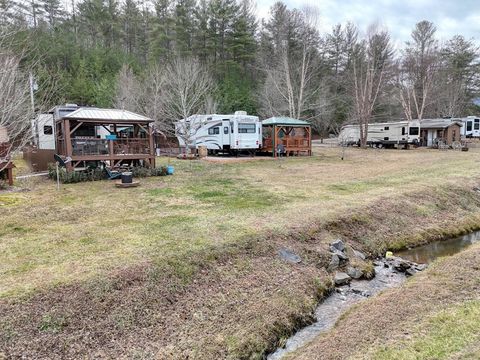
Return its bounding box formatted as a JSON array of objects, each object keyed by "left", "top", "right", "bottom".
[
  {"left": 339, "top": 120, "right": 421, "bottom": 147},
  {"left": 175, "top": 111, "right": 262, "bottom": 154},
  {"left": 460, "top": 116, "right": 480, "bottom": 138},
  {"left": 32, "top": 113, "right": 55, "bottom": 150}
]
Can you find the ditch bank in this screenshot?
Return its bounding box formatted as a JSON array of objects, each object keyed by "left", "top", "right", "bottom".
[
  {"left": 2, "top": 183, "right": 480, "bottom": 359},
  {"left": 268, "top": 231, "right": 480, "bottom": 359}
]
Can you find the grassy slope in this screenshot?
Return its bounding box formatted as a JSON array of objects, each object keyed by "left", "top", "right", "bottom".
[
  {"left": 1, "top": 148, "right": 480, "bottom": 358},
  {"left": 289, "top": 243, "right": 480, "bottom": 360}
]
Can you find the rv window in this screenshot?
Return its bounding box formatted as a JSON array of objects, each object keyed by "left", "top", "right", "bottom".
[
  {"left": 238, "top": 123, "right": 256, "bottom": 133},
  {"left": 467, "top": 121, "right": 472, "bottom": 131},
  {"left": 208, "top": 127, "right": 220, "bottom": 135},
  {"left": 409, "top": 127, "right": 419, "bottom": 136},
  {"left": 224, "top": 126, "right": 228, "bottom": 134},
  {"left": 402, "top": 127, "right": 406, "bottom": 135},
  {"left": 475, "top": 119, "right": 480, "bottom": 130},
  {"left": 384, "top": 126, "right": 389, "bottom": 130},
  {"left": 43, "top": 125, "right": 53, "bottom": 135}
]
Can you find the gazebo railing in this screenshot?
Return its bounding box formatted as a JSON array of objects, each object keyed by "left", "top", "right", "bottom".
[{"left": 71, "top": 138, "right": 150, "bottom": 156}]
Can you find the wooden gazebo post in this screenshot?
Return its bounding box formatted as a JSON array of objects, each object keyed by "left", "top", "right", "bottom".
[{"left": 64, "top": 119, "right": 73, "bottom": 172}]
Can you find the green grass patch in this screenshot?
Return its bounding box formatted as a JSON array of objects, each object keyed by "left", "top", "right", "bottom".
[{"left": 372, "top": 301, "right": 480, "bottom": 360}]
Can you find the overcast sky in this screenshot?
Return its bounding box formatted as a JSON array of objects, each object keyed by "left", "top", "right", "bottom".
[{"left": 256, "top": 0, "right": 480, "bottom": 46}]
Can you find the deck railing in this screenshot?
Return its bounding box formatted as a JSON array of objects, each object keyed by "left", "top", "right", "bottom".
[
  {"left": 71, "top": 138, "right": 150, "bottom": 156},
  {"left": 263, "top": 137, "right": 310, "bottom": 149}
]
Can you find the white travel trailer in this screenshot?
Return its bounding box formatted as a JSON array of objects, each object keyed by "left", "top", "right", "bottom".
[
  {"left": 32, "top": 113, "right": 55, "bottom": 150},
  {"left": 339, "top": 120, "right": 421, "bottom": 147},
  {"left": 460, "top": 116, "right": 480, "bottom": 137},
  {"left": 175, "top": 111, "right": 262, "bottom": 154}
]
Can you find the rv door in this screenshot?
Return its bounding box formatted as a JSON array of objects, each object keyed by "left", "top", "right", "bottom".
[{"left": 222, "top": 119, "right": 230, "bottom": 148}]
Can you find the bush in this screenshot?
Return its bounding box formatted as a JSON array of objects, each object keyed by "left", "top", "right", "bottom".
[
  {"left": 132, "top": 166, "right": 168, "bottom": 177},
  {"left": 48, "top": 164, "right": 168, "bottom": 183},
  {"left": 48, "top": 164, "right": 106, "bottom": 183}
]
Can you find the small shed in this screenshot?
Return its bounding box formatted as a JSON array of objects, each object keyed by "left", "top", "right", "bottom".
[
  {"left": 419, "top": 119, "right": 463, "bottom": 147},
  {"left": 55, "top": 108, "right": 155, "bottom": 171},
  {"left": 261, "top": 117, "right": 312, "bottom": 157}
]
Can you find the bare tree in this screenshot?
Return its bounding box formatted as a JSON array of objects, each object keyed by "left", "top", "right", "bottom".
[
  {"left": 0, "top": 34, "right": 33, "bottom": 172},
  {"left": 142, "top": 63, "right": 166, "bottom": 132},
  {"left": 351, "top": 24, "right": 393, "bottom": 147},
  {"left": 113, "top": 64, "right": 141, "bottom": 112},
  {"left": 396, "top": 21, "right": 439, "bottom": 121},
  {"left": 157, "top": 57, "right": 215, "bottom": 150},
  {"left": 260, "top": 5, "right": 323, "bottom": 120}
]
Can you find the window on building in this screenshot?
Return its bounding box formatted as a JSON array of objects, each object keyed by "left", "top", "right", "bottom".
[
  {"left": 43, "top": 125, "right": 53, "bottom": 135},
  {"left": 208, "top": 127, "right": 220, "bottom": 135}
]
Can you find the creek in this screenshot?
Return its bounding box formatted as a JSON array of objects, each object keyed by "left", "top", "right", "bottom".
[{"left": 267, "top": 230, "right": 480, "bottom": 360}]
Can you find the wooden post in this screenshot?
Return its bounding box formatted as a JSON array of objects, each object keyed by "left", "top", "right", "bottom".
[
  {"left": 307, "top": 126, "right": 312, "bottom": 156},
  {"left": 273, "top": 125, "right": 277, "bottom": 158},
  {"left": 6, "top": 163, "right": 13, "bottom": 186},
  {"left": 148, "top": 123, "right": 155, "bottom": 168},
  {"left": 109, "top": 139, "right": 114, "bottom": 168},
  {"left": 64, "top": 119, "right": 73, "bottom": 172}
]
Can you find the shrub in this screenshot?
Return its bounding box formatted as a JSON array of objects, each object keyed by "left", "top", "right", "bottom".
[{"left": 48, "top": 164, "right": 167, "bottom": 183}]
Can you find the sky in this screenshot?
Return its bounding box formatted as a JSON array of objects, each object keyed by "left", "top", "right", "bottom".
[{"left": 255, "top": 0, "right": 480, "bottom": 46}]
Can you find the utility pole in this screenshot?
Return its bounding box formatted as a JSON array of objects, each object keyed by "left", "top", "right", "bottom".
[{"left": 29, "top": 72, "right": 39, "bottom": 146}]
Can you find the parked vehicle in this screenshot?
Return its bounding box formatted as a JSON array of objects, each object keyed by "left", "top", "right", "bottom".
[
  {"left": 32, "top": 113, "right": 55, "bottom": 150},
  {"left": 339, "top": 120, "right": 421, "bottom": 147},
  {"left": 460, "top": 116, "right": 480, "bottom": 138},
  {"left": 175, "top": 111, "right": 262, "bottom": 154}
]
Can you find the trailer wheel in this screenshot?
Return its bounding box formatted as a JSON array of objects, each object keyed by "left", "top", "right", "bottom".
[{"left": 377, "top": 143, "right": 383, "bottom": 149}]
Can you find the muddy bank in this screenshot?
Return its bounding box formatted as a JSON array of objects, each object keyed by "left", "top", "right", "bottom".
[{"left": 2, "top": 184, "right": 480, "bottom": 359}]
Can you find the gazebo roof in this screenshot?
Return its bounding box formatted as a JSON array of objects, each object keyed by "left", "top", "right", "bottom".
[
  {"left": 262, "top": 117, "right": 310, "bottom": 126},
  {"left": 62, "top": 108, "right": 153, "bottom": 123}
]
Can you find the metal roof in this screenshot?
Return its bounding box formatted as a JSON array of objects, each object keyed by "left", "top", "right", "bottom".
[
  {"left": 419, "top": 118, "right": 463, "bottom": 129},
  {"left": 262, "top": 117, "right": 310, "bottom": 126},
  {"left": 63, "top": 108, "right": 153, "bottom": 122}
]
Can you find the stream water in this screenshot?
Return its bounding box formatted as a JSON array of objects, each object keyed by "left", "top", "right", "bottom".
[
  {"left": 267, "top": 230, "right": 480, "bottom": 360},
  {"left": 396, "top": 230, "right": 480, "bottom": 263}
]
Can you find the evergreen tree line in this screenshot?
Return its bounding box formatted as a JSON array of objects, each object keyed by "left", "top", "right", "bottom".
[{"left": 1, "top": 0, "right": 479, "bottom": 136}]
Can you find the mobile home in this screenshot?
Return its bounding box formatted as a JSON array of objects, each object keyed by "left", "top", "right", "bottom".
[
  {"left": 339, "top": 120, "right": 421, "bottom": 147},
  {"left": 175, "top": 111, "right": 262, "bottom": 154}
]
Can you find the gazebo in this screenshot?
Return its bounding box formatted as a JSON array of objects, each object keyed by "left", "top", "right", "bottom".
[
  {"left": 55, "top": 108, "right": 155, "bottom": 171},
  {"left": 261, "top": 117, "right": 312, "bottom": 157}
]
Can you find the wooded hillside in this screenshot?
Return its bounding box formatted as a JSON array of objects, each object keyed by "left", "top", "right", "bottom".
[{"left": 1, "top": 0, "right": 479, "bottom": 136}]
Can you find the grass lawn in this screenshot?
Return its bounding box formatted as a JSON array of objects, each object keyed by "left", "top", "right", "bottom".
[
  {"left": 2, "top": 147, "right": 480, "bottom": 298},
  {"left": 1, "top": 147, "right": 480, "bottom": 358}
]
